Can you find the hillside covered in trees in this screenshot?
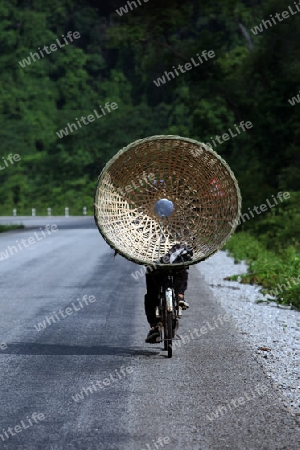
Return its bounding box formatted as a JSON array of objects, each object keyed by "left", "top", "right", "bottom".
[{"left": 1, "top": 0, "right": 300, "bottom": 305}]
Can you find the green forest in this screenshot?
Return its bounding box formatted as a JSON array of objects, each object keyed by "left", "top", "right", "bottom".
[{"left": 1, "top": 0, "right": 299, "bottom": 306}]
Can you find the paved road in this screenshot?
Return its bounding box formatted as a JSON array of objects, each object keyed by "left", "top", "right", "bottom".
[{"left": 0, "top": 217, "right": 299, "bottom": 450}]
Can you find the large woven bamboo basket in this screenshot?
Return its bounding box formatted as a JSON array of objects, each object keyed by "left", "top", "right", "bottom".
[{"left": 94, "top": 135, "right": 241, "bottom": 268}]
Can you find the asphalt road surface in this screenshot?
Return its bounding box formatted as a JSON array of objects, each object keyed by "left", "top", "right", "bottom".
[{"left": 0, "top": 217, "right": 299, "bottom": 450}]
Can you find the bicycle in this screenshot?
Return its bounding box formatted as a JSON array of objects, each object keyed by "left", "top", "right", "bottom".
[
  {"left": 155, "top": 268, "right": 184, "bottom": 358},
  {"left": 94, "top": 136, "right": 241, "bottom": 360},
  {"left": 149, "top": 199, "right": 190, "bottom": 358}
]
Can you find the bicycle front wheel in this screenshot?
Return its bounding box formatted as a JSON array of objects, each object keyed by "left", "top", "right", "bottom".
[
  {"left": 163, "top": 311, "right": 168, "bottom": 351},
  {"left": 166, "top": 311, "right": 173, "bottom": 358}
]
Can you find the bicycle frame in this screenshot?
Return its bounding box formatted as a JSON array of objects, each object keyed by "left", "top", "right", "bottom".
[
  {"left": 156, "top": 270, "right": 182, "bottom": 358},
  {"left": 153, "top": 214, "right": 188, "bottom": 357},
  {"left": 165, "top": 288, "right": 173, "bottom": 312}
]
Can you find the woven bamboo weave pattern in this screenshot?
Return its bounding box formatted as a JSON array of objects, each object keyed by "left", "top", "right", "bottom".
[{"left": 94, "top": 135, "right": 241, "bottom": 267}]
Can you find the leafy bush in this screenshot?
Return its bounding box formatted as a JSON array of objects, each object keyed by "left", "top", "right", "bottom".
[
  {"left": 225, "top": 232, "right": 300, "bottom": 309},
  {"left": 251, "top": 191, "right": 300, "bottom": 254},
  {"left": 0, "top": 225, "right": 24, "bottom": 233}
]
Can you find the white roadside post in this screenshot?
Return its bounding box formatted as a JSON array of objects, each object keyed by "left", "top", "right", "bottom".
[
  {"left": 83, "top": 206, "right": 87, "bottom": 216},
  {"left": 65, "top": 207, "right": 69, "bottom": 217},
  {"left": 32, "top": 208, "right": 36, "bottom": 217},
  {"left": 13, "top": 208, "right": 17, "bottom": 216},
  {"left": 47, "top": 207, "right": 51, "bottom": 217}
]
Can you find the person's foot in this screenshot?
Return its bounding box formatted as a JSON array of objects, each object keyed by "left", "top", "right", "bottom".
[
  {"left": 178, "top": 295, "right": 189, "bottom": 310},
  {"left": 145, "top": 326, "right": 161, "bottom": 343}
]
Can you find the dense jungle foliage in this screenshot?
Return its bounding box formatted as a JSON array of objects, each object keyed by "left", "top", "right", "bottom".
[{"left": 1, "top": 0, "right": 299, "bottom": 305}]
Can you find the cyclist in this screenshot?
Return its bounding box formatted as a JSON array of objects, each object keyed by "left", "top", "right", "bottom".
[{"left": 145, "top": 243, "right": 192, "bottom": 343}]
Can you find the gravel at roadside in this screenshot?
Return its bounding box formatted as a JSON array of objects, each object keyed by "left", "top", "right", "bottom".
[{"left": 196, "top": 250, "right": 300, "bottom": 416}]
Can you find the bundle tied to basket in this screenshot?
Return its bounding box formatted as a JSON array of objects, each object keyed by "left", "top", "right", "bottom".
[{"left": 94, "top": 135, "right": 241, "bottom": 268}]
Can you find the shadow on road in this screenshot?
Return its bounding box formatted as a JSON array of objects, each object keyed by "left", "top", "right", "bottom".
[{"left": 2, "top": 342, "right": 161, "bottom": 357}]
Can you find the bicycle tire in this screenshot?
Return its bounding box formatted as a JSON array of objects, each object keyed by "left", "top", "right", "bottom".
[
  {"left": 167, "top": 311, "right": 173, "bottom": 358},
  {"left": 164, "top": 336, "right": 168, "bottom": 351},
  {"left": 163, "top": 311, "right": 168, "bottom": 351}
]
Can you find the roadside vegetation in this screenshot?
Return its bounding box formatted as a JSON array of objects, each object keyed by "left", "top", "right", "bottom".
[
  {"left": 225, "top": 192, "right": 300, "bottom": 309},
  {"left": 0, "top": 225, "right": 24, "bottom": 233},
  {"left": 1, "top": 0, "right": 299, "bottom": 305}
]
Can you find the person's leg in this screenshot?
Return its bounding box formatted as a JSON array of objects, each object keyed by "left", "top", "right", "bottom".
[
  {"left": 173, "top": 268, "right": 188, "bottom": 294},
  {"left": 144, "top": 269, "right": 162, "bottom": 327},
  {"left": 144, "top": 269, "right": 164, "bottom": 342},
  {"left": 173, "top": 268, "right": 189, "bottom": 309}
]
